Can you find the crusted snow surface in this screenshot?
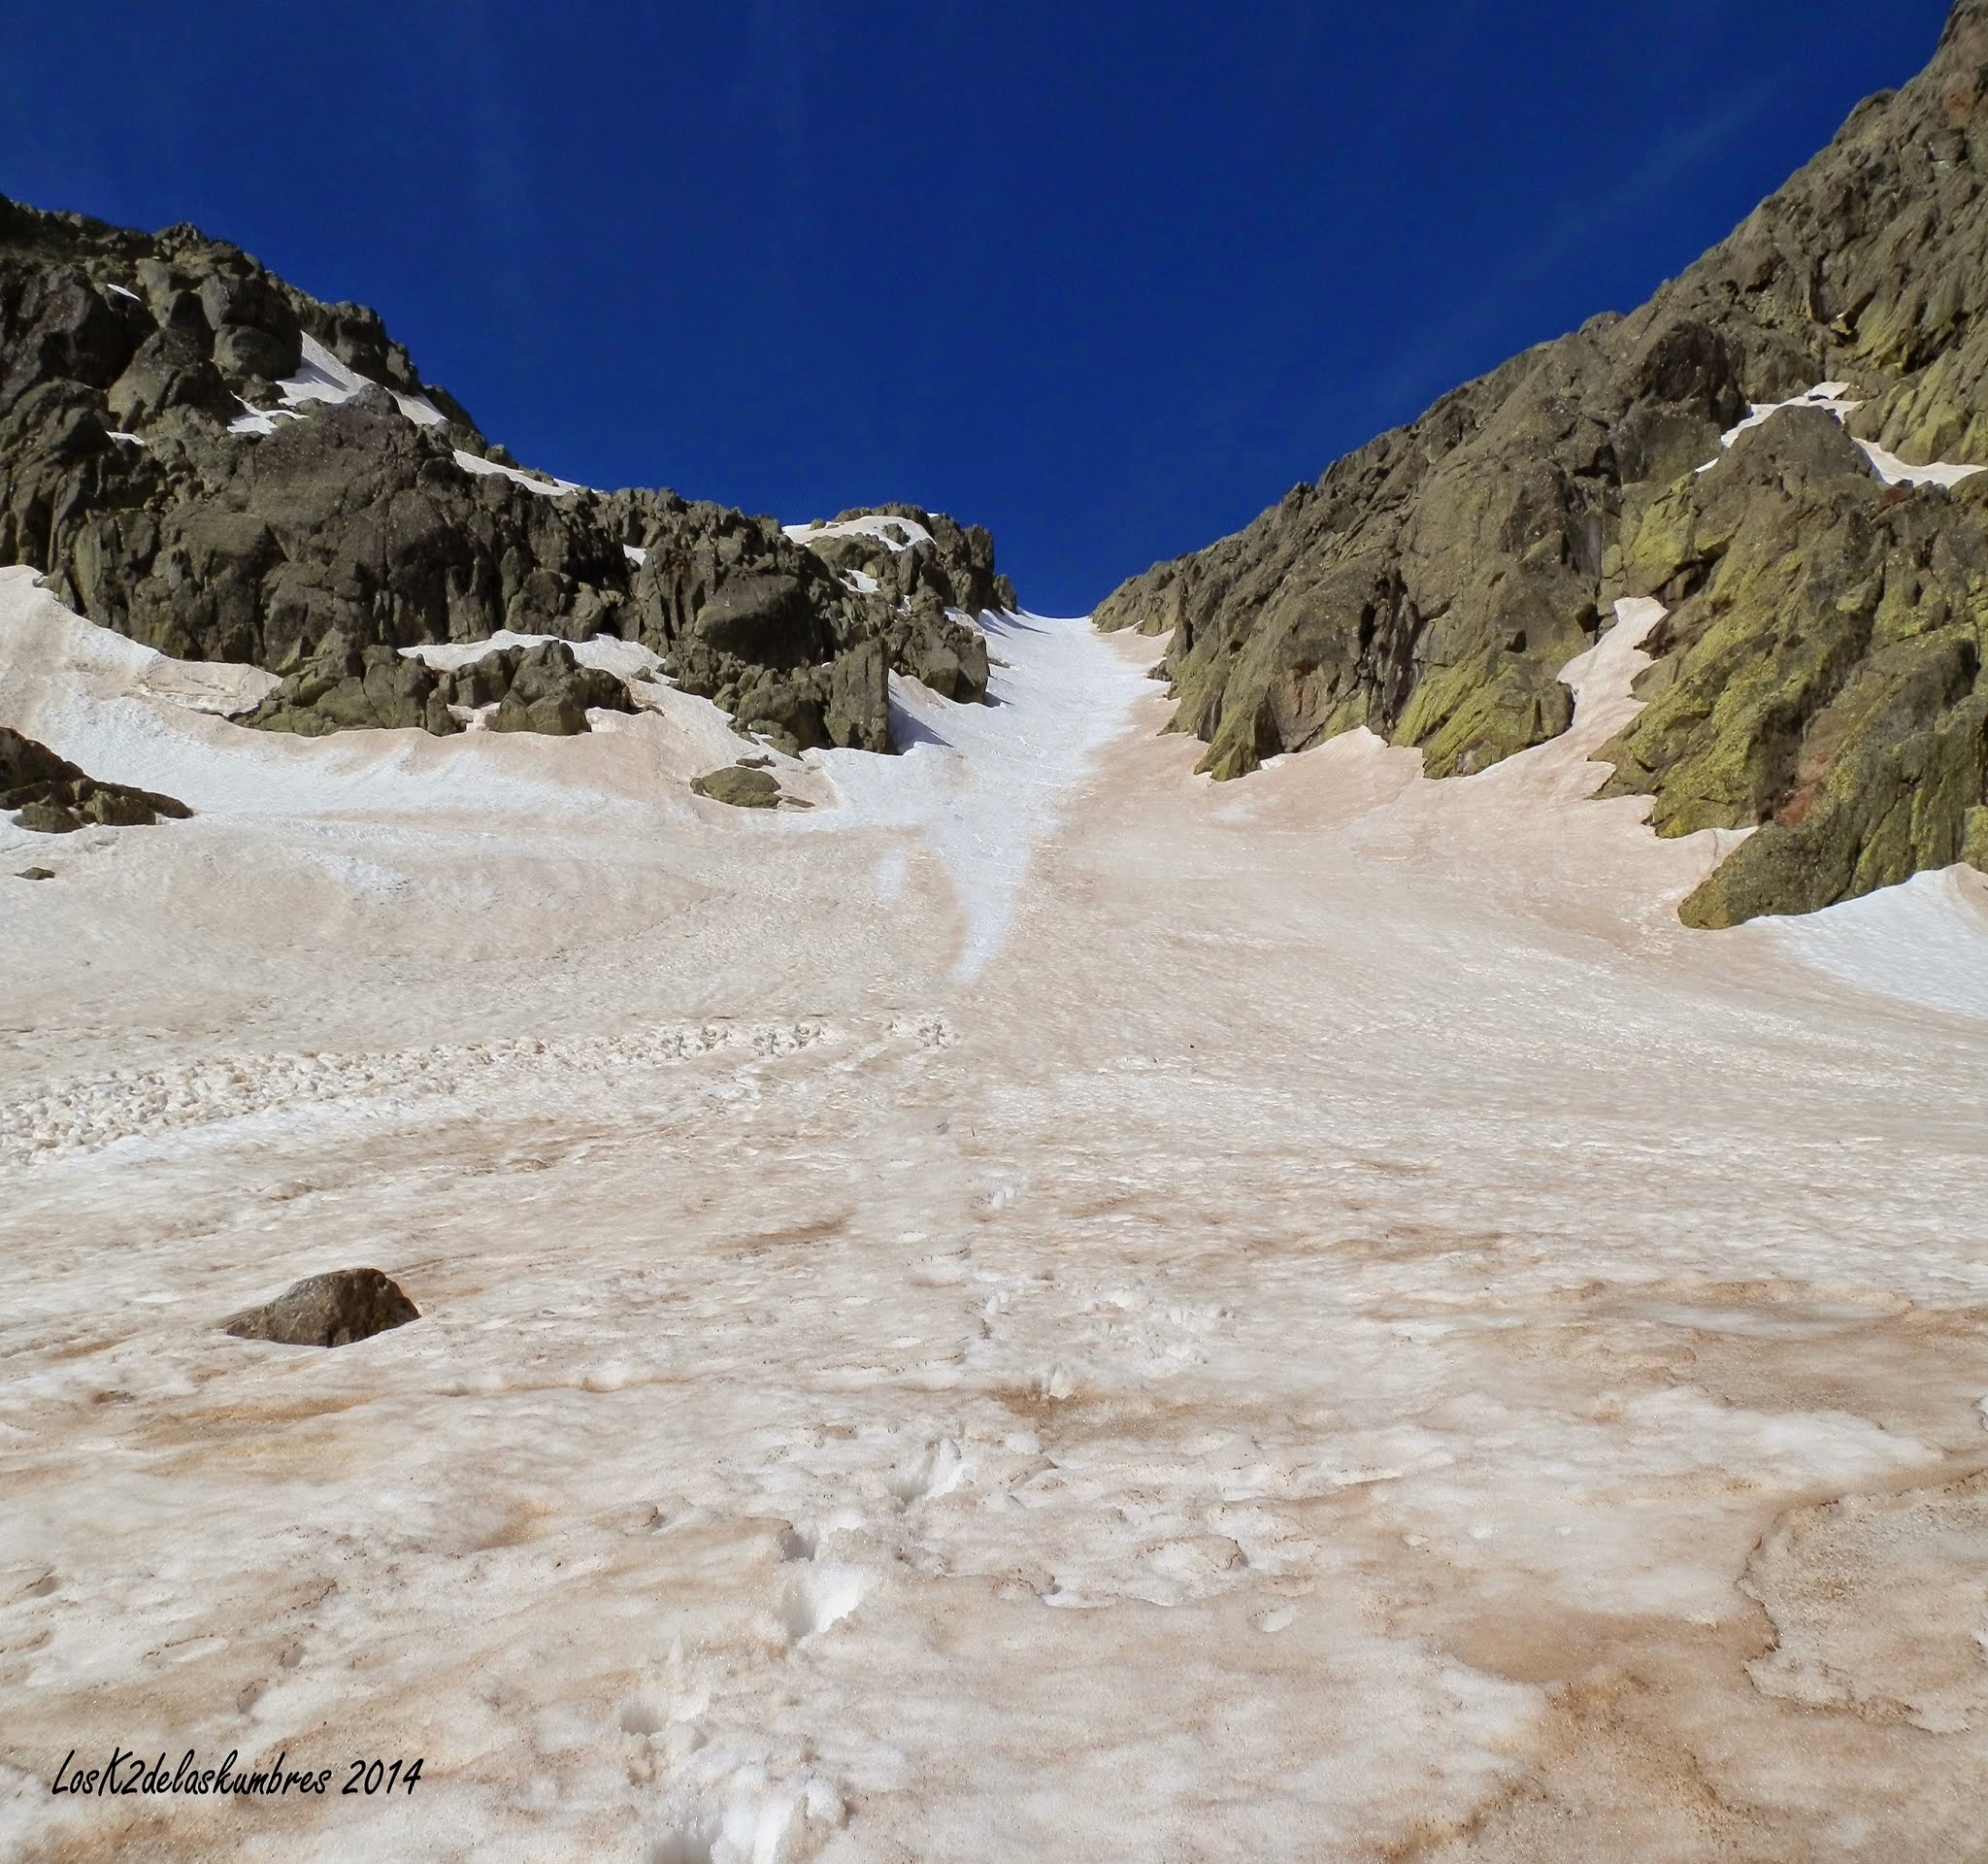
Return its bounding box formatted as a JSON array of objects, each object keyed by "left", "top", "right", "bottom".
[
  {"left": 1703, "top": 381, "right": 1985, "bottom": 486},
  {"left": 4, "top": 575, "right": 1988, "bottom": 1860}
]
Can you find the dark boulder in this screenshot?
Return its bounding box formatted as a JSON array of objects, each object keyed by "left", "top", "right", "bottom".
[
  {"left": 220, "top": 1267, "right": 419, "bottom": 1348},
  {"left": 690, "top": 764, "right": 783, "bottom": 808},
  {"left": 107, "top": 325, "right": 232, "bottom": 428},
  {"left": 0, "top": 724, "right": 191, "bottom": 831},
  {"left": 692, "top": 573, "right": 825, "bottom": 666},
  {"left": 1, "top": 267, "right": 131, "bottom": 406},
  {"left": 213, "top": 322, "right": 301, "bottom": 383},
  {"left": 826, "top": 639, "right": 891, "bottom": 751}
]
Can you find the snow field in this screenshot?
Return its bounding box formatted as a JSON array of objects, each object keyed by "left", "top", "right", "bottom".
[{"left": 1, "top": 546, "right": 1987, "bottom": 1857}]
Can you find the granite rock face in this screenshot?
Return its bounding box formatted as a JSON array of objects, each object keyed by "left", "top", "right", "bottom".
[
  {"left": 0, "top": 196, "right": 1017, "bottom": 753},
  {"left": 1601, "top": 410, "right": 1988, "bottom": 925},
  {"left": 1096, "top": 1, "right": 1988, "bottom": 922},
  {"left": 0, "top": 725, "right": 191, "bottom": 834}
]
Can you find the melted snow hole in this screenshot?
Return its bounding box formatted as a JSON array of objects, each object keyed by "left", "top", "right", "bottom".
[
  {"left": 888, "top": 1436, "right": 964, "bottom": 1508},
  {"left": 779, "top": 1564, "right": 875, "bottom": 1643}
]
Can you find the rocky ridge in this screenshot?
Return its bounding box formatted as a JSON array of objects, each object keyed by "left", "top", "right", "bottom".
[
  {"left": 0, "top": 195, "right": 1016, "bottom": 761},
  {"left": 1096, "top": 1, "right": 1988, "bottom": 925}
]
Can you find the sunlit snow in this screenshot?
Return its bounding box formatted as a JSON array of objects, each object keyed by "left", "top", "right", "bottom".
[{"left": 2, "top": 536, "right": 1986, "bottom": 1861}]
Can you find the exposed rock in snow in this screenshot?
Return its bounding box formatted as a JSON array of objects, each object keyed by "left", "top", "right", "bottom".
[
  {"left": 221, "top": 1267, "right": 420, "bottom": 1348},
  {"left": 691, "top": 764, "right": 784, "bottom": 808},
  {"left": 1, "top": 719, "right": 191, "bottom": 835}
]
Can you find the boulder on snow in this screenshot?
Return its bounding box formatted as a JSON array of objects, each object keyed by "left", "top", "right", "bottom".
[
  {"left": 690, "top": 765, "right": 782, "bottom": 808},
  {"left": 221, "top": 1267, "right": 420, "bottom": 1348},
  {"left": 0, "top": 725, "right": 191, "bottom": 832}
]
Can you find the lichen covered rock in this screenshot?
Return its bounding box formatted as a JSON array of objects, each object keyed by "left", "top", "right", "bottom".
[
  {"left": 1096, "top": 1, "right": 1988, "bottom": 922},
  {"left": 690, "top": 764, "right": 783, "bottom": 809}
]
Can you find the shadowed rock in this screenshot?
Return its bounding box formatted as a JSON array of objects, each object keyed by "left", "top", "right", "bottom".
[
  {"left": 221, "top": 1267, "right": 419, "bottom": 1348},
  {"left": 232, "top": 634, "right": 638, "bottom": 739}
]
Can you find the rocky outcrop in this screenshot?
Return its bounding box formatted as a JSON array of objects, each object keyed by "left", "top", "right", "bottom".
[
  {"left": 1, "top": 725, "right": 191, "bottom": 833},
  {"left": 1600, "top": 409, "right": 1988, "bottom": 926},
  {"left": 235, "top": 635, "right": 637, "bottom": 738},
  {"left": 221, "top": 1267, "right": 420, "bottom": 1348},
  {"left": 0, "top": 195, "right": 1017, "bottom": 759},
  {"left": 1097, "top": 0, "right": 1988, "bottom": 922},
  {"left": 796, "top": 504, "right": 1016, "bottom": 619}
]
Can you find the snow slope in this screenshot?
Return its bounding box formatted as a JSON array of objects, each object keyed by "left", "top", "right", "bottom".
[
  {"left": 794, "top": 611, "right": 1154, "bottom": 982},
  {"left": 2, "top": 575, "right": 1987, "bottom": 1863},
  {"left": 1763, "top": 866, "right": 1988, "bottom": 1022}
]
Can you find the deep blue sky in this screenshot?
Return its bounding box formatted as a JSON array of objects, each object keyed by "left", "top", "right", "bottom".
[{"left": 4, "top": 2, "right": 1955, "bottom": 612}]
